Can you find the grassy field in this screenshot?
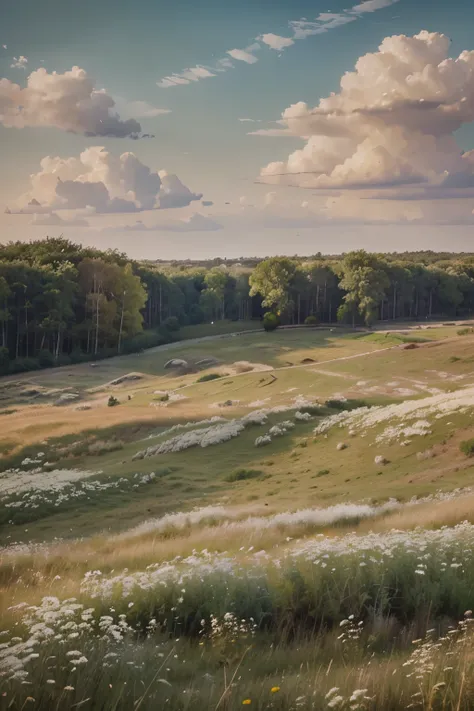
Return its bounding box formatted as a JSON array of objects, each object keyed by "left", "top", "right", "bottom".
[{"left": 3, "top": 323, "right": 474, "bottom": 708}]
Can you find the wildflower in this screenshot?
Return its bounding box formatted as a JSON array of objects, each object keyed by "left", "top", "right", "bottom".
[
  {"left": 46, "top": 680, "right": 55, "bottom": 685},
  {"left": 271, "top": 686, "right": 280, "bottom": 693},
  {"left": 242, "top": 700, "right": 252, "bottom": 705},
  {"left": 64, "top": 686, "right": 75, "bottom": 691}
]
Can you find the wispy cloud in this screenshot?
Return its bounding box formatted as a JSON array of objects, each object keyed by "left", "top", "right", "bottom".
[{"left": 156, "top": 0, "right": 401, "bottom": 89}]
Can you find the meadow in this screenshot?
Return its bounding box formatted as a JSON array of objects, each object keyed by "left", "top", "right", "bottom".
[{"left": 3, "top": 321, "right": 474, "bottom": 709}]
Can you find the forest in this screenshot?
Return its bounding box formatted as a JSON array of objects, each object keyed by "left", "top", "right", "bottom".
[{"left": 0, "top": 237, "right": 474, "bottom": 374}]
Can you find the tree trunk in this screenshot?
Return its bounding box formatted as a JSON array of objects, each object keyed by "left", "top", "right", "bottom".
[
  {"left": 118, "top": 292, "right": 125, "bottom": 353},
  {"left": 393, "top": 286, "right": 397, "bottom": 321},
  {"left": 297, "top": 293, "right": 301, "bottom": 324},
  {"left": 429, "top": 289, "right": 433, "bottom": 318}
]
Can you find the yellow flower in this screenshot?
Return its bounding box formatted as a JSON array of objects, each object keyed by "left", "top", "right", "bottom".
[
  {"left": 271, "top": 686, "right": 281, "bottom": 693},
  {"left": 242, "top": 701, "right": 252, "bottom": 706}
]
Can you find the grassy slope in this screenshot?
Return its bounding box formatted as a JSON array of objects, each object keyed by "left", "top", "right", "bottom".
[{"left": 2, "top": 325, "right": 474, "bottom": 546}]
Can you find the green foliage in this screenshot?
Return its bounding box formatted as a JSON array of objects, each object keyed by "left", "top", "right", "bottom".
[
  {"left": 226, "top": 468, "right": 263, "bottom": 482},
  {"left": 304, "top": 315, "right": 319, "bottom": 326},
  {"left": 107, "top": 396, "right": 120, "bottom": 408},
  {"left": 249, "top": 257, "right": 297, "bottom": 314},
  {"left": 163, "top": 316, "right": 180, "bottom": 332},
  {"left": 325, "top": 398, "right": 368, "bottom": 411},
  {"left": 460, "top": 439, "right": 474, "bottom": 457},
  {"left": 37, "top": 349, "right": 55, "bottom": 368},
  {"left": 196, "top": 373, "right": 222, "bottom": 383},
  {"left": 263, "top": 312, "right": 279, "bottom": 332}
]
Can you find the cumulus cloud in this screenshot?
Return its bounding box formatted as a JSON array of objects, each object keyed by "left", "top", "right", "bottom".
[
  {"left": 0, "top": 66, "right": 145, "bottom": 137},
  {"left": 104, "top": 213, "right": 223, "bottom": 233},
  {"left": 30, "top": 212, "right": 89, "bottom": 227},
  {"left": 259, "top": 31, "right": 474, "bottom": 197},
  {"left": 259, "top": 34, "right": 294, "bottom": 51},
  {"left": 157, "top": 172, "right": 202, "bottom": 209},
  {"left": 8, "top": 147, "right": 202, "bottom": 214},
  {"left": 10, "top": 55, "right": 27, "bottom": 69}
]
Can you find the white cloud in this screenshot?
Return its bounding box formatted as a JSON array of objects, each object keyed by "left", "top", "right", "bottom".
[
  {"left": 227, "top": 48, "right": 259, "bottom": 64},
  {"left": 156, "top": 0, "right": 398, "bottom": 90},
  {"left": 157, "top": 172, "right": 202, "bottom": 209},
  {"left": 259, "top": 33, "right": 294, "bottom": 50},
  {"left": 157, "top": 65, "right": 215, "bottom": 88},
  {"left": 8, "top": 147, "right": 202, "bottom": 214},
  {"left": 114, "top": 98, "right": 171, "bottom": 119},
  {"left": 351, "top": 0, "right": 399, "bottom": 12},
  {"left": 264, "top": 191, "right": 277, "bottom": 206},
  {"left": 0, "top": 66, "right": 144, "bottom": 137},
  {"left": 10, "top": 55, "right": 27, "bottom": 69},
  {"left": 104, "top": 213, "right": 223, "bottom": 233},
  {"left": 259, "top": 31, "right": 474, "bottom": 197},
  {"left": 31, "top": 212, "right": 88, "bottom": 227}
]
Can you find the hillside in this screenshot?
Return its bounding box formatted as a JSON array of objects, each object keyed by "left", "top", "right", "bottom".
[{"left": 2, "top": 323, "right": 474, "bottom": 709}]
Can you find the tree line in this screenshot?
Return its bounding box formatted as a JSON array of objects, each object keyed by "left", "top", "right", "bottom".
[{"left": 0, "top": 238, "right": 473, "bottom": 374}]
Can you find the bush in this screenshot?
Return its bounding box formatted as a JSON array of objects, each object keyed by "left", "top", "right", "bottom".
[
  {"left": 460, "top": 439, "right": 474, "bottom": 457},
  {"left": 9, "top": 357, "right": 41, "bottom": 374},
  {"left": 325, "top": 398, "right": 368, "bottom": 411},
  {"left": 108, "top": 396, "right": 120, "bottom": 408},
  {"left": 226, "top": 468, "right": 263, "bottom": 482},
  {"left": 196, "top": 373, "right": 222, "bottom": 383},
  {"left": 304, "top": 315, "right": 319, "bottom": 326},
  {"left": 163, "top": 316, "right": 180, "bottom": 332},
  {"left": 263, "top": 312, "right": 279, "bottom": 332},
  {"left": 37, "top": 349, "right": 55, "bottom": 368},
  {"left": 457, "top": 328, "right": 474, "bottom": 336},
  {"left": 0, "top": 346, "right": 10, "bottom": 374}
]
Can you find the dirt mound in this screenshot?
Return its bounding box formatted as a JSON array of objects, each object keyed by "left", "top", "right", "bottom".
[{"left": 109, "top": 373, "right": 143, "bottom": 386}]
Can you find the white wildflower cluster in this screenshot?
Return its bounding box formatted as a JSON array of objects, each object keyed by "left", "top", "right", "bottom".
[
  {"left": 255, "top": 420, "right": 295, "bottom": 446},
  {"left": 0, "top": 468, "right": 101, "bottom": 497},
  {"left": 117, "top": 488, "right": 474, "bottom": 542},
  {"left": 201, "top": 612, "right": 257, "bottom": 644},
  {"left": 2, "top": 472, "right": 157, "bottom": 511},
  {"left": 325, "top": 686, "right": 373, "bottom": 710},
  {"left": 295, "top": 411, "right": 312, "bottom": 422},
  {"left": 0, "top": 595, "right": 133, "bottom": 683},
  {"left": 134, "top": 419, "right": 247, "bottom": 458},
  {"left": 314, "top": 384, "right": 474, "bottom": 443}
]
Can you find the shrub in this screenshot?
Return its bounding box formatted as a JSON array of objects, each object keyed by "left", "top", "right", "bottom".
[
  {"left": 304, "top": 315, "right": 319, "bottom": 326},
  {"left": 108, "top": 396, "right": 120, "bottom": 408},
  {"left": 325, "top": 398, "right": 368, "bottom": 411},
  {"left": 263, "top": 312, "right": 279, "bottom": 332},
  {"left": 460, "top": 439, "right": 474, "bottom": 457},
  {"left": 196, "top": 373, "right": 222, "bottom": 383},
  {"left": 226, "top": 468, "right": 263, "bottom": 482},
  {"left": 9, "top": 357, "right": 41, "bottom": 374},
  {"left": 457, "top": 328, "right": 474, "bottom": 336},
  {"left": 155, "top": 393, "right": 169, "bottom": 402},
  {"left": 36, "top": 349, "right": 55, "bottom": 368},
  {"left": 163, "top": 316, "right": 180, "bottom": 332},
  {"left": 0, "top": 346, "right": 10, "bottom": 374}
]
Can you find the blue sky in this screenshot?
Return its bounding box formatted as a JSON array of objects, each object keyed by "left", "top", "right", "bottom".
[{"left": 1, "top": 0, "right": 474, "bottom": 258}]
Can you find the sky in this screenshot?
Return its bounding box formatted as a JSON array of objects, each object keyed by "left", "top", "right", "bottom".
[{"left": 1, "top": 0, "right": 474, "bottom": 259}]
